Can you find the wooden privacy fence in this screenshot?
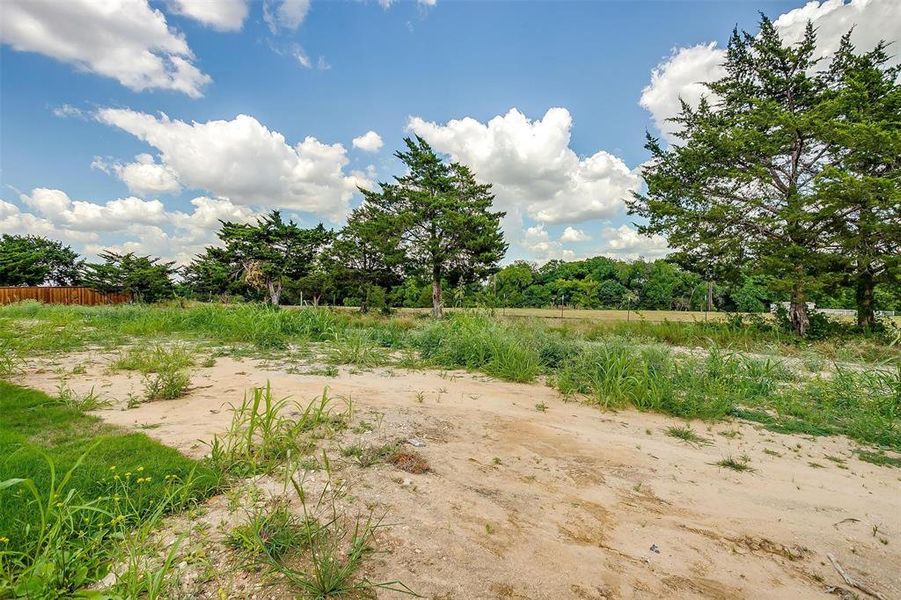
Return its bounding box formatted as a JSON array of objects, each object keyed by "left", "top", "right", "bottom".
[{"left": 0, "top": 286, "right": 132, "bottom": 306}]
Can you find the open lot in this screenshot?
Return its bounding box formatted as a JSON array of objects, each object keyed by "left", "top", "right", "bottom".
[{"left": 1, "top": 302, "right": 899, "bottom": 598}]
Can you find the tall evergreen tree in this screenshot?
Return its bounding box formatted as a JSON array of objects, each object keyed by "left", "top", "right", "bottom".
[
  {"left": 357, "top": 137, "right": 507, "bottom": 316},
  {"left": 631, "top": 18, "right": 834, "bottom": 335},
  {"left": 818, "top": 36, "right": 901, "bottom": 328}
]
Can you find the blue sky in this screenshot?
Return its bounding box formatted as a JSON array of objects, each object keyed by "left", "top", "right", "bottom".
[{"left": 1, "top": 0, "right": 897, "bottom": 264}]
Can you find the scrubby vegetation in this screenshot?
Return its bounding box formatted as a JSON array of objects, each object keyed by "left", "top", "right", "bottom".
[{"left": 2, "top": 303, "right": 898, "bottom": 453}]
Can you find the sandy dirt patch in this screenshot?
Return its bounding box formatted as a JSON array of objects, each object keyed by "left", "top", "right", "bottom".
[{"left": 15, "top": 351, "right": 901, "bottom": 599}]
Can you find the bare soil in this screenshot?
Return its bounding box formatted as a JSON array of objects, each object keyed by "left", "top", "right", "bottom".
[{"left": 16, "top": 351, "right": 901, "bottom": 599}]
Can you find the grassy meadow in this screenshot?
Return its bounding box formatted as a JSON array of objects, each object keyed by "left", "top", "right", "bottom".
[{"left": 0, "top": 299, "right": 899, "bottom": 595}]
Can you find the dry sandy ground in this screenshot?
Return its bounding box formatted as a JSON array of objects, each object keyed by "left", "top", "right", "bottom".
[{"left": 15, "top": 350, "right": 901, "bottom": 600}]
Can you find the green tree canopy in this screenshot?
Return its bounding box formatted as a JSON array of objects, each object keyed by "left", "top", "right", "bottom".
[
  {"left": 0, "top": 235, "right": 82, "bottom": 286},
  {"left": 182, "top": 247, "right": 247, "bottom": 301},
  {"left": 82, "top": 251, "right": 176, "bottom": 303},
  {"left": 216, "top": 211, "right": 334, "bottom": 306}
]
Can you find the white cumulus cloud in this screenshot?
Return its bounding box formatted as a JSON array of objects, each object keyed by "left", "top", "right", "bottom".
[
  {"left": 352, "top": 131, "right": 384, "bottom": 152},
  {"left": 640, "top": 0, "right": 901, "bottom": 141},
  {"left": 521, "top": 224, "right": 574, "bottom": 263},
  {"left": 95, "top": 108, "right": 372, "bottom": 221},
  {"left": 167, "top": 0, "right": 249, "bottom": 31},
  {"left": 93, "top": 154, "right": 182, "bottom": 197},
  {"left": 5, "top": 191, "right": 261, "bottom": 265},
  {"left": 639, "top": 43, "right": 725, "bottom": 141},
  {"left": 0, "top": 0, "right": 211, "bottom": 97},
  {"left": 408, "top": 107, "right": 640, "bottom": 225},
  {"left": 598, "top": 225, "right": 670, "bottom": 260},
  {"left": 21, "top": 188, "right": 169, "bottom": 232},
  {"left": 560, "top": 227, "right": 590, "bottom": 242},
  {"left": 0, "top": 199, "right": 99, "bottom": 244}
]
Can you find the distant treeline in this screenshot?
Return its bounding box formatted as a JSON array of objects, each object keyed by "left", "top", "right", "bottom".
[{"left": 2, "top": 231, "right": 897, "bottom": 314}]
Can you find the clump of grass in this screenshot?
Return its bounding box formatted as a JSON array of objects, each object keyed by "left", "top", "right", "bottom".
[
  {"left": 204, "top": 385, "right": 345, "bottom": 477},
  {"left": 327, "top": 331, "right": 387, "bottom": 367},
  {"left": 229, "top": 501, "right": 317, "bottom": 560},
  {"left": 388, "top": 449, "right": 430, "bottom": 474},
  {"left": 112, "top": 344, "right": 195, "bottom": 374},
  {"left": 735, "top": 365, "right": 900, "bottom": 449},
  {"left": 665, "top": 425, "right": 712, "bottom": 446},
  {"left": 142, "top": 368, "right": 191, "bottom": 401},
  {"left": 413, "top": 314, "right": 544, "bottom": 383},
  {"left": 715, "top": 455, "right": 754, "bottom": 472},
  {"left": 55, "top": 382, "right": 110, "bottom": 411},
  {"left": 0, "top": 341, "right": 21, "bottom": 379},
  {"left": 238, "top": 471, "right": 413, "bottom": 598}
]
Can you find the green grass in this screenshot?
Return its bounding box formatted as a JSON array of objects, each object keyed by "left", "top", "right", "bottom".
[
  {"left": 0, "top": 381, "right": 219, "bottom": 597},
  {"left": 2, "top": 302, "right": 898, "bottom": 452},
  {"left": 730, "top": 366, "right": 900, "bottom": 449},
  {"left": 326, "top": 331, "right": 388, "bottom": 367},
  {"left": 855, "top": 449, "right": 901, "bottom": 468}
]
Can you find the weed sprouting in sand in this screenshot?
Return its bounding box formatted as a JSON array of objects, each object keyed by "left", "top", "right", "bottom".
[
  {"left": 340, "top": 441, "right": 400, "bottom": 468},
  {"left": 240, "top": 471, "right": 415, "bottom": 598},
  {"left": 204, "top": 385, "right": 346, "bottom": 477},
  {"left": 665, "top": 425, "right": 712, "bottom": 446},
  {"left": 229, "top": 500, "right": 317, "bottom": 561},
  {"left": 54, "top": 381, "right": 110, "bottom": 411},
  {"left": 715, "top": 455, "right": 755, "bottom": 472},
  {"left": 0, "top": 341, "right": 20, "bottom": 379}
]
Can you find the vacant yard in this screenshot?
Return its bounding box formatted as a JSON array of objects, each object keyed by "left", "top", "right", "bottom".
[{"left": 1, "top": 302, "right": 898, "bottom": 598}]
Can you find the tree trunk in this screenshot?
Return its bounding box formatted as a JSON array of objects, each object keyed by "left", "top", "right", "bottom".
[
  {"left": 789, "top": 282, "right": 809, "bottom": 337},
  {"left": 856, "top": 269, "right": 876, "bottom": 329},
  {"left": 706, "top": 280, "right": 714, "bottom": 313},
  {"left": 267, "top": 279, "right": 282, "bottom": 306},
  {"left": 432, "top": 267, "right": 443, "bottom": 318},
  {"left": 312, "top": 293, "right": 320, "bottom": 307}
]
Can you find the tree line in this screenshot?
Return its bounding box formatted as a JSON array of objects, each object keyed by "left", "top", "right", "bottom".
[{"left": 0, "top": 17, "right": 897, "bottom": 335}]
